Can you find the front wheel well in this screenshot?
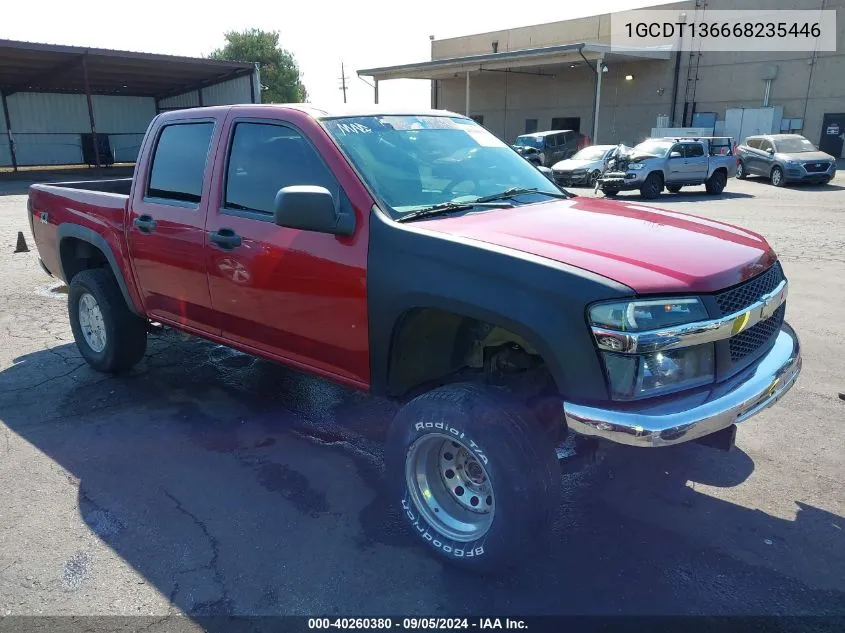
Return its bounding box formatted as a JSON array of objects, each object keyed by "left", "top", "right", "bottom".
[{"left": 386, "top": 308, "right": 558, "bottom": 401}]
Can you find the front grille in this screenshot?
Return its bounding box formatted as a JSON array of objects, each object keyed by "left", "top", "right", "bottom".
[
  {"left": 730, "top": 304, "right": 785, "bottom": 362},
  {"left": 803, "top": 161, "right": 831, "bottom": 173},
  {"left": 714, "top": 262, "right": 785, "bottom": 316}
]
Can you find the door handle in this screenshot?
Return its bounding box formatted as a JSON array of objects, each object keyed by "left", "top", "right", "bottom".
[
  {"left": 209, "top": 228, "right": 242, "bottom": 250},
  {"left": 133, "top": 215, "right": 157, "bottom": 233}
]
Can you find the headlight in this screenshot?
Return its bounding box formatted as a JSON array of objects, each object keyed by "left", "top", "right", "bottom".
[
  {"left": 590, "top": 297, "right": 715, "bottom": 400},
  {"left": 629, "top": 163, "right": 646, "bottom": 170},
  {"left": 785, "top": 160, "right": 800, "bottom": 167},
  {"left": 601, "top": 344, "right": 715, "bottom": 400},
  {"left": 590, "top": 297, "right": 709, "bottom": 331}
]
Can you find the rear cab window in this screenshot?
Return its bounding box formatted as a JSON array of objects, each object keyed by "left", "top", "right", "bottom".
[{"left": 147, "top": 122, "right": 215, "bottom": 206}]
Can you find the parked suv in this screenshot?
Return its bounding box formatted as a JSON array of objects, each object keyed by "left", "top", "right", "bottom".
[
  {"left": 736, "top": 134, "right": 836, "bottom": 186},
  {"left": 513, "top": 130, "right": 586, "bottom": 167}
]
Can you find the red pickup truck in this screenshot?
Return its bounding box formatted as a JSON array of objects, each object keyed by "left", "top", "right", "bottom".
[{"left": 28, "top": 104, "right": 801, "bottom": 571}]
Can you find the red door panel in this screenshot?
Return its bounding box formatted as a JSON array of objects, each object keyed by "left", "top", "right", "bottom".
[
  {"left": 203, "top": 110, "right": 372, "bottom": 389},
  {"left": 127, "top": 117, "right": 220, "bottom": 335}
]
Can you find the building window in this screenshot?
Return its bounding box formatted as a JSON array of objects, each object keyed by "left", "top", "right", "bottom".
[
  {"left": 551, "top": 117, "right": 581, "bottom": 132},
  {"left": 470, "top": 115, "right": 484, "bottom": 126},
  {"left": 525, "top": 119, "right": 538, "bottom": 134}
]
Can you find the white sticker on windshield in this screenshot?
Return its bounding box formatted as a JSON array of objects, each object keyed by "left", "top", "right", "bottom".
[
  {"left": 334, "top": 122, "right": 372, "bottom": 135},
  {"left": 463, "top": 127, "right": 508, "bottom": 148}
]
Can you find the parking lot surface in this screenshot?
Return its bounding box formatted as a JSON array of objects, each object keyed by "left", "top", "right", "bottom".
[{"left": 0, "top": 173, "right": 843, "bottom": 623}]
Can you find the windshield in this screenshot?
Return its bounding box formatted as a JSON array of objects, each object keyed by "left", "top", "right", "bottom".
[
  {"left": 514, "top": 135, "right": 544, "bottom": 149},
  {"left": 571, "top": 146, "right": 612, "bottom": 161},
  {"left": 633, "top": 140, "right": 673, "bottom": 157},
  {"left": 774, "top": 137, "right": 818, "bottom": 153},
  {"left": 323, "top": 116, "right": 563, "bottom": 217}
]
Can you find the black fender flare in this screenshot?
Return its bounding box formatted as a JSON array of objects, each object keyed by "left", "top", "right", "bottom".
[{"left": 56, "top": 223, "right": 141, "bottom": 316}]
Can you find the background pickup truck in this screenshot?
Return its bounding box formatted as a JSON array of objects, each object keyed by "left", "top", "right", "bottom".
[
  {"left": 28, "top": 105, "right": 800, "bottom": 572},
  {"left": 598, "top": 137, "right": 737, "bottom": 199}
]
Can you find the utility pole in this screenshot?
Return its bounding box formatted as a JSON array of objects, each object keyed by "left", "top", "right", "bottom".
[{"left": 339, "top": 62, "right": 349, "bottom": 104}]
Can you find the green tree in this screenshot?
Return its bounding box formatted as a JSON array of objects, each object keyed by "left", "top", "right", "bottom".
[{"left": 210, "top": 29, "right": 307, "bottom": 103}]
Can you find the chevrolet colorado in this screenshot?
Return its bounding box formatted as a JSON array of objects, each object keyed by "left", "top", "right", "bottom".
[{"left": 27, "top": 105, "right": 801, "bottom": 571}]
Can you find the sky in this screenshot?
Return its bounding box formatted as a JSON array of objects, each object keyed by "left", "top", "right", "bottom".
[{"left": 1, "top": 0, "right": 674, "bottom": 107}]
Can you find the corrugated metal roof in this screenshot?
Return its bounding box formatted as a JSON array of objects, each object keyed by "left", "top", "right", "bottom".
[{"left": 0, "top": 39, "right": 254, "bottom": 98}]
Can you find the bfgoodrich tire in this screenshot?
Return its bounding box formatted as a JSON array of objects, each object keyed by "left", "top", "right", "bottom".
[
  {"left": 385, "top": 383, "right": 561, "bottom": 572},
  {"left": 68, "top": 268, "right": 147, "bottom": 373}
]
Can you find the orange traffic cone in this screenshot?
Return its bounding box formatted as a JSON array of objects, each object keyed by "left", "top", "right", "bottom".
[{"left": 14, "top": 231, "right": 29, "bottom": 253}]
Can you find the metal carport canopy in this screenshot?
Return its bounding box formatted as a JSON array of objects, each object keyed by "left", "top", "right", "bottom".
[{"left": 358, "top": 42, "right": 673, "bottom": 141}]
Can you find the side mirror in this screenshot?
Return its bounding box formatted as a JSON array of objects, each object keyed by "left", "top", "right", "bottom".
[
  {"left": 669, "top": 151, "right": 682, "bottom": 159},
  {"left": 273, "top": 185, "right": 355, "bottom": 236},
  {"left": 766, "top": 147, "right": 775, "bottom": 155}
]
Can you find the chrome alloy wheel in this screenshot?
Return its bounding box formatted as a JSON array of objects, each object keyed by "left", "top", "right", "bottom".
[
  {"left": 405, "top": 434, "right": 495, "bottom": 542},
  {"left": 78, "top": 292, "right": 107, "bottom": 353}
]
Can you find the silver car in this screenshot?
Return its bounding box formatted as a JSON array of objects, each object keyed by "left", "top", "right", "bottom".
[
  {"left": 551, "top": 145, "right": 616, "bottom": 187},
  {"left": 736, "top": 134, "right": 836, "bottom": 186}
]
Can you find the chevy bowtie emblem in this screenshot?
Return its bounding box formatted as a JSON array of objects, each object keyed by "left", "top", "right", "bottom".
[{"left": 732, "top": 310, "right": 751, "bottom": 335}]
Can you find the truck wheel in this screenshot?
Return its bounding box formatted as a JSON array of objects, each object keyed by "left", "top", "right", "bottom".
[
  {"left": 705, "top": 170, "right": 727, "bottom": 195},
  {"left": 770, "top": 166, "right": 785, "bottom": 187},
  {"left": 386, "top": 383, "right": 561, "bottom": 572},
  {"left": 666, "top": 185, "right": 682, "bottom": 193},
  {"left": 736, "top": 161, "right": 747, "bottom": 179},
  {"left": 68, "top": 268, "right": 147, "bottom": 373},
  {"left": 639, "top": 173, "right": 663, "bottom": 199}
]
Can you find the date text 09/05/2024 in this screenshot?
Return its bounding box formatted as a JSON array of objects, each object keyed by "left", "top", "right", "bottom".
[{"left": 307, "top": 618, "right": 528, "bottom": 630}]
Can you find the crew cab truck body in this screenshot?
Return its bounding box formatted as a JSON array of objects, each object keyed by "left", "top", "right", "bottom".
[
  {"left": 28, "top": 105, "right": 801, "bottom": 571},
  {"left": 599, "top": 137, "right": 737, "bottom": 199}
]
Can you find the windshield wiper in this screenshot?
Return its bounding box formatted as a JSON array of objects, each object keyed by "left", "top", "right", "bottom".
[
  {"left": 395, "top": 201, "right": 512, "bottom": 223},
  {"left": 474, "top": 187, "right": 570, "bottom": 203}
]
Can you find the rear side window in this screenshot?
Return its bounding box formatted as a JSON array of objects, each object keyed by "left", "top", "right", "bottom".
[
  {"left": 684, "top": 144, "right": 705, "bottom": 158},
  {"left": 147, "top": 122, "right": 215, "bottom": 203},
  {"left": 746, "top": 138, "right": 761, "bottom": 149},
  {"left": 224, "top": 122, "right": 336, "bottom": 215}
]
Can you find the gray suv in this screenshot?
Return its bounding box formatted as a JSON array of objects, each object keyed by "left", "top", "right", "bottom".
[
  {"left": 736, "top": 134, "right": 836, "bottom": 186},
  {"left": 513, "top": 130, "right": 585, "bottom": 167}
]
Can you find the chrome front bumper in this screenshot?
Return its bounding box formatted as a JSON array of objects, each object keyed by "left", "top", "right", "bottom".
[{"left": 563, "top": 323, "right": 801, "bottom": 448}]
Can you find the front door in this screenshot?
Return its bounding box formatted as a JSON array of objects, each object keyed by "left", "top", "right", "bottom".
[
  {"left": 127, "top": 117, "right": 220, "bottom": 335},
  {"left": 819, "top": 113, "right": 845, "bottom": 159},
  {"left": 204, "top": 116, "right": 369, "bottom": 387},
  {"left": 665, "top": 144, "right": 686, "bottom": 183}
]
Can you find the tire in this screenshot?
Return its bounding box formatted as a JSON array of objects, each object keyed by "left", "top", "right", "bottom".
[
  {"left": 705, "top": 170, "right": 727, "bottom": 195},
  {"left": 385, "top": 383, "right": 561, "bottom": 572},
  {"left": 602, "top": 188, "right": 619, "bottom": 197},
  {"left": 68, "top": 268, "right": 147, "bottom": 373},
  {"left": 820, "top": 177, "right": 831, "bottom": 185},
  {"left": 639, "top": 172, "right": 663, "bottom": 199},
  {"left": 588, "top": 170, "right": 601, "bottom": 187},
  {"left": 736, "top": 161, "right": 747, "bottom": 179},
  {"left": 770, "top": 166, "right": 785, "bottom": 187},
  {"left": 666, "top": 185, "right": 682, "bottom": 193}
]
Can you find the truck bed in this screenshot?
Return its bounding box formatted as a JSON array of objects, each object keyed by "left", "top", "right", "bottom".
[{"left": 41, "top": 178, "right": 133, "bottom": 196}]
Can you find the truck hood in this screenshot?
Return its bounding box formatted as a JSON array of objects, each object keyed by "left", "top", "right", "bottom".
[{"left": 416, "top": 197, "right": 778, "bottom": 294}]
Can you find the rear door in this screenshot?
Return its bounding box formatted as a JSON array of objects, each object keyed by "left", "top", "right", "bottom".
[
  {"left": 742, "top": 138, "right": 761, "bottom": 173},
  {"left": 683, "top": 142, "right": 708, "bottom": 181},
  {"left": 203, "top": 113, "right": 370, "bottom": 387},
  {"left": 127, "top": 115, "right": 220, "bottom": 335}
]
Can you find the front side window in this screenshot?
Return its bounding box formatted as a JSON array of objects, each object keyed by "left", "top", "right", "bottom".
[
  {"left": 148, "top": 122, "right": 215, "bottom": 203},
  {"left": 224, "top": 122, "right": 336, "bottom": 215},
  {"left": 774, "top": 137, "right": 817, "bottom": 153},
  {"left": 759, "top": 139, "right": 774, "bottom": 153},
  {"left": 323, "top": 115, "right": 562, "bottom": 217}
]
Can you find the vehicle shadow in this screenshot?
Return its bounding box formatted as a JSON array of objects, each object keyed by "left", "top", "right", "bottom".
[
  {"left": 1, "top": 338, "right": 843, "bottom": 621},
  {"left": 742, "top": 177, "right": 844, "bottom": 192}
]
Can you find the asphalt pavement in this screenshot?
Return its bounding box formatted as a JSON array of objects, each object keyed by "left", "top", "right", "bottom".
[{"left": 0, "top": 172, "right": 843, "bottom": 626}]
